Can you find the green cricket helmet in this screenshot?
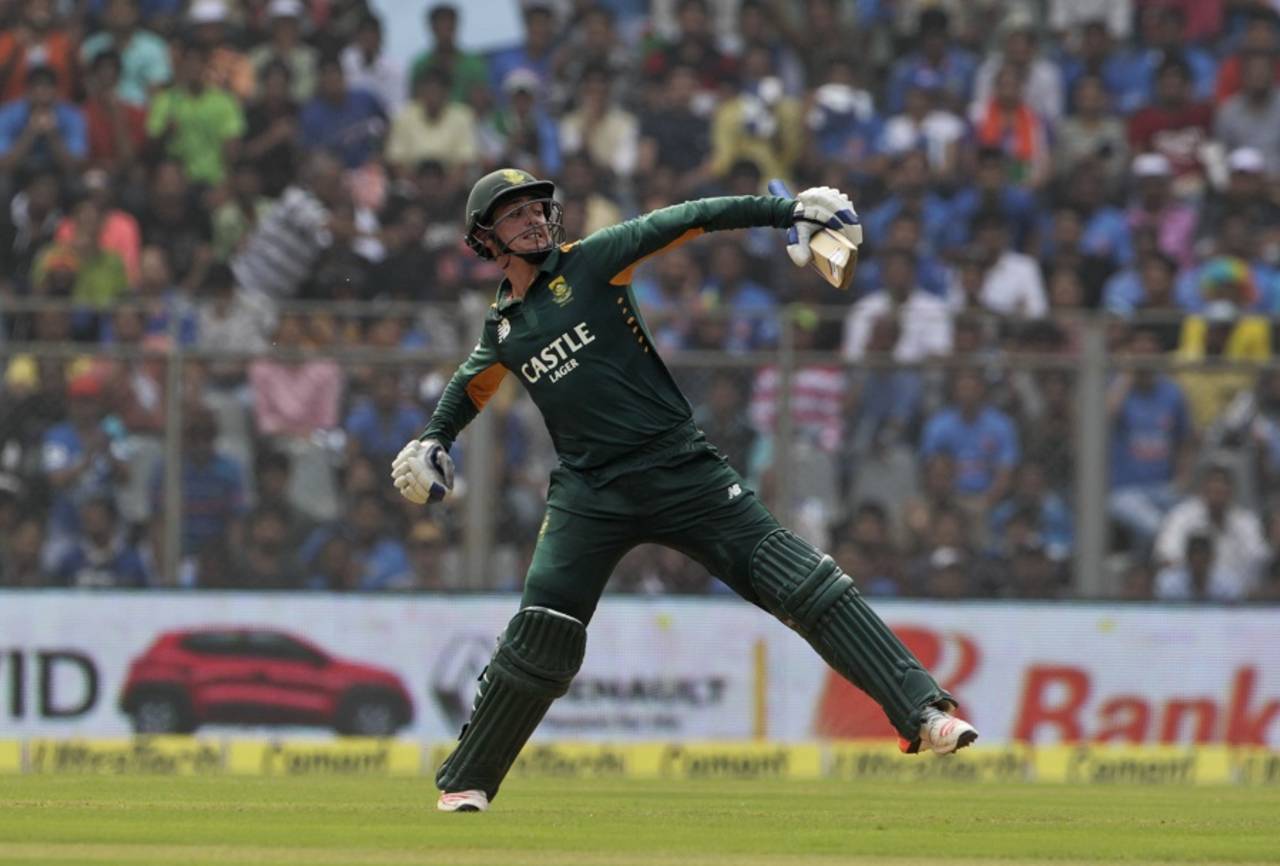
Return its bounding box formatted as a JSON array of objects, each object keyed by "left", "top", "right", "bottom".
[{"left": 463, "top": 167, "right": 564, "bottom": 261}]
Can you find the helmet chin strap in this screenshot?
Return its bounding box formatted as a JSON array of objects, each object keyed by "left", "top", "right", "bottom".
[
  {"left": 514, "top": 249, "right": 551, "bottom": 264},
  {"left": 494, "top": 241, "right": 551, "bottom": 267},
  {"left": 492, "top": 226, "right": 554, "bottom": 265}
]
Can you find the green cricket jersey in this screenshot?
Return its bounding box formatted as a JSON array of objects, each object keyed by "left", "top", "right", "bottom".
[{"left": 421, "top": 195, "right": 796, "bottom": 480}]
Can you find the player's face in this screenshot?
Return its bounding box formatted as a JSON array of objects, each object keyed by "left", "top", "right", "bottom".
[{"left": 490, "top": 196, "right": 551, "bottom": 254}]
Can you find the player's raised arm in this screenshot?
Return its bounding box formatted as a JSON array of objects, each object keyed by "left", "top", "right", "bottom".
[
  {"left": 390, "top": 331, "right": 505, "bottom": 505},
  {"left": 577, "top": 190, "right": 861, "bottom": 286}
]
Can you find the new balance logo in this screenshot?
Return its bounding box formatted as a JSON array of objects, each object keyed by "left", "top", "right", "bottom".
[{"left": 727, "top": 483, "right": 743, "bottom": 500}]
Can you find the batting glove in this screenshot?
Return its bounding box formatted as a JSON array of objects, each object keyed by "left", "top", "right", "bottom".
[
  {"left": 391, "top": 438, "right": 454, "bottom": 504},
  {"left": 787, "top": 186, "right": 862, "bottom": 268}
]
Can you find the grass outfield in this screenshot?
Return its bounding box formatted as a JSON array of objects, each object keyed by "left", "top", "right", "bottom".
[{"left": 1, "top": 776, "right": 1277, "bottom": 866}]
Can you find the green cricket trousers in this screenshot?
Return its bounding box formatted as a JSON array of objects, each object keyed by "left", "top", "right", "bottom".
[{"left": 520, "top": 443, "right": 777, "bottom": 623}]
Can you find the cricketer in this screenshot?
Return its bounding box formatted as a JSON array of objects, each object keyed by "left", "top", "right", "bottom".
[{"left": 391, "top": 168, "right": 978, "bottom": 812}]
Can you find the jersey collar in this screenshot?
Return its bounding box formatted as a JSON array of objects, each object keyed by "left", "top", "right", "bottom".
[{"left": 494, "top": 246, "right": 563, "bottom": 310}]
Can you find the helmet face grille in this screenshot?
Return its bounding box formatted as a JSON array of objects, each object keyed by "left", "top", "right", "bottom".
[{"left": 466, "top": 198, "right": 564, "bottom": 261}]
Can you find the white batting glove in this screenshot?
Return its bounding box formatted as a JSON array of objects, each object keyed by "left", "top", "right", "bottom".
[
  {"left": 391, "top": 438, "right": 454, "bottom": 504},
  {"left": 787, "top": 186, "right": 862, "bottom": 267}
]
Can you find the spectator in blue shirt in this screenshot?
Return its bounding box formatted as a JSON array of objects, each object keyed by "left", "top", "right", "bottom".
[
  {"left": 299, "top": 53, "right": 386, "bottom": 169},
  {"left": 344, "top": 369, "right": 428, "bottom": 466},
  {"left": 1064, "top": 159, "right": 1135, "bottom": 267},
  {"left": 807, "top": 55, "right": 881, "bottom": 171},
  {"left": 1107, "top": 327, "right": 1193, "bottom": 545},
  {"left": 700, "top": 237, "right": 778, "bottom": 352},
  {"left": 355, "top": 499, "right": 415, "bottom": 591},
  {"left": 1036, "top": 203, "right": 1087, "bottom": 264},
  {"left": 54, "top": 496, "right": 150, "bottom": 588},
  {"left": 41, "top": 372, "right": 129, "bottom": 557},
  {"left": 151, "top": 405, "right": 245, "bottom": 585},
  {"left": 989, "top": 460, "right": 1074, "bottom": 561},
  {"left": 1104, "top": 250, "right": 1181, "bottom": 316},
  {"left": 0, "top": 65, "right": 87, "bottom": 178},
  {"left": 1057, "top": 19, "right": 1147, "bottom": 115},
  {"left": 885, "top": 7, "right": 977, "bottom": 114},
  {"left": 1101, "top": 252, "right": 1182, "bottom": 350},
  {"left": 863, "top": 150, "right": 955, "bottom": 256},
  {"left": 486, "top": 68, "right": 562, "bottom": 177},
  {"left": 853, "top": 211, "right": 951, "bottom": 300},
  {"left": 947, "top": 148, "right": 1041, "bottom": 251},
  {"left": 1135, "top": 5, "right": 1218, "bottom": 105},
  {"left": 488, "top": 3, "right": 558, "bottom": 99},
  {"left": 301, "top": 493, "right": 411, "bottom": 590},
  {"left": 846, "top": 316, "right": 926, "bottom": 453},
  {"left": 921, "top": 368, "right": 1021, "bottom": 508}
]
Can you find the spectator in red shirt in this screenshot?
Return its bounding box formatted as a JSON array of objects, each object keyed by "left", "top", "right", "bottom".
[
  {"left": 53, "top": 168, "right": 142, "bottom": 285},
  {"left": 1128, "top": 53, "right": 1214, "bottom": 195},
  {"left": 81, "top": 49, "right": 147, "bottom": 176},
  {"left": 0, "top": 0, "right": 78, "bottom": 104}
]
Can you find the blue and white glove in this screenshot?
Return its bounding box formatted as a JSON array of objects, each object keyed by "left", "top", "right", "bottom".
[
  {"left": 391, "top": 438, "right": 454, "bottom": 504},
  {"left": 787, "top": 186, "right": 862, "bottom": 268}
]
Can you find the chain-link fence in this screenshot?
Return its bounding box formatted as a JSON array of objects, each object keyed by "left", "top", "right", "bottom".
[{"left": 2, "top": 299, "right": 1278, "bottom": 602}]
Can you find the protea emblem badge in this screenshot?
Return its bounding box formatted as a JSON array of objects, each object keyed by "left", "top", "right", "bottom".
[{"left": 548, "top": 275, "right": 573, "bottom": 306}]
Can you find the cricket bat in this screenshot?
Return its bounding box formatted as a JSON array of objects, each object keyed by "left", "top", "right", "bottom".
[{"left": 769, "top": 179, "right": 859, "bottom": 290}]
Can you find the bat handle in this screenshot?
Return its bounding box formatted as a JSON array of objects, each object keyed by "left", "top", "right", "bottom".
[{"left": 767, "top": 179, "right": 793, "bottom": 198}]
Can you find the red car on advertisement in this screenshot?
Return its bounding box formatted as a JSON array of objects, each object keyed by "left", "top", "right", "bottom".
[{"left": 118, "top": 628, "right": 414, "bottom": 736}]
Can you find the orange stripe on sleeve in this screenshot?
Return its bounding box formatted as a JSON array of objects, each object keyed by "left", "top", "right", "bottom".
[
  {"left": 465, "top": 363, "right": 508, "bottom": 411},
  {"left": 609, "top": 228, "right": 705, "bottom": 286}
]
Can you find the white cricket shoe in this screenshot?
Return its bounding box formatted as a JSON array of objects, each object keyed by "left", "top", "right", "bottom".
[
  {"left": 899, "top": 704, "right": 978, "bottom": 755},
  {"left": 437, "top": 790, "right": 489, "bottom": 812}
]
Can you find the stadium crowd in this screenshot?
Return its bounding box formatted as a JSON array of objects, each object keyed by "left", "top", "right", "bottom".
[{"left": 1, "top": 0, "right": 1279, "bottom": 602}]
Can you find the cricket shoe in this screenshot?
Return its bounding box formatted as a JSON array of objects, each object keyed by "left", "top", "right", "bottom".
[
  {"left": 437, "top": 790, "right": 489, "bottom": 812},
  {"left": 898, "top": 703, "right": 978, "bottom": 755}
]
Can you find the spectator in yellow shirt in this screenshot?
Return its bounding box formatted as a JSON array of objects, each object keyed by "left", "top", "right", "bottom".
[
  {"left": 385, "top": 65, "right": 477, "bottom": 180},
  {"left": 709, "top": 45, "right": 803, "bottom": 182},
  {"left": 1177, "top": 299, "right": 1271, "bottom": 429}
]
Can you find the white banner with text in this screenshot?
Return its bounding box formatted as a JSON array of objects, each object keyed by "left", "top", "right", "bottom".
[{"left": 0, "top": 593, "right": 1276, "bottom": 747}]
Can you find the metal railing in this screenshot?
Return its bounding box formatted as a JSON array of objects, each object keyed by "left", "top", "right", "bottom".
[{"left": 1, "top": 298, "right": 1275, "bottom": 597}]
